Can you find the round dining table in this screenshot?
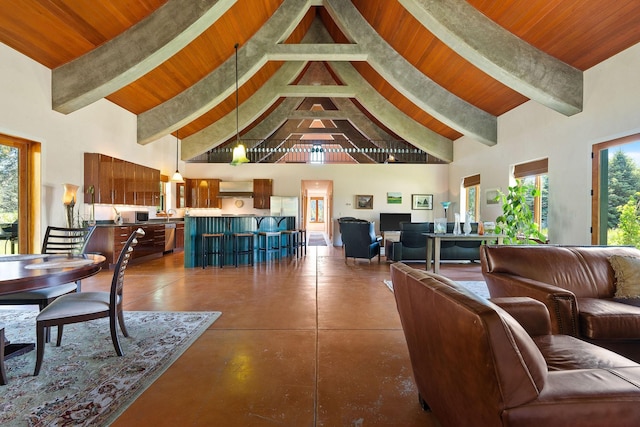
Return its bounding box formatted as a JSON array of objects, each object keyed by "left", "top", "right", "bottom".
[{"left": 0, "top": 253, "right": 106, "bottom": 384}]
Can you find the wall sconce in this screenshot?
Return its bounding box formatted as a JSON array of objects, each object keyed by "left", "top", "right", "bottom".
[{"left": 63, "top": 183, "right": 79, "bottom": 228}]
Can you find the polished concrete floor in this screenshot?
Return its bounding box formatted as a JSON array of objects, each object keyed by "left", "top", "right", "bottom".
[{"left": 78, "top": 242, "right": 483, "bottom": 426}]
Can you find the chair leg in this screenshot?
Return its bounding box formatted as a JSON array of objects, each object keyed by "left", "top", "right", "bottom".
[
  {"left": 110, "top": 315, "right": 124, "bottom": 357},
  {"left": 56, "top": 325, "right": 64, "bottom": 346},
  {"left": 34, "top": 322, "right": 46, "bottom": 376},
  {"left": 117, "top": 310, "right": 129, "bottom": 337},
  {"left": 1, "top": 328, "right": 7, "bottom": 385}
]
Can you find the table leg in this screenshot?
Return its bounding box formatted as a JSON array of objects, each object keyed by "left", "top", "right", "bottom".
[
  {"left": 426, "top": 236, "right": 433, "bottom": 271},
  {"left": 434, "top": 238, "right": 442, "bottom": 274}
]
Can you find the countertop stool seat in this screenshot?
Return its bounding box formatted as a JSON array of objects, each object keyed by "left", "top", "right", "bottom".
[
  {"left": 258, "top": 231, "right": 281, "bottom": 262},
  {"left": 202, "top": 233, "right": 226, "bottom": 268},
  {"left": 281, "top": 230, "right": 300, "bottom": 258},
  {"left": 232, "top": 233, "right": 255, "bottom": 267},
  {"left": 297, "top": 229, "right": 307, "bottom": 256}
]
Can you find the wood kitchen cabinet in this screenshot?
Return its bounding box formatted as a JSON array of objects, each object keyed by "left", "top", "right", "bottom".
[
  {"left": 85, "top": 153, "right": 160, "bottom": 207},
  {"left": 85, "top": 224, "right": 166, "bottom": 267},
  {"left": 253, "top": 179, "right": 272, "bottom": 209},
  {"left": 175, "top": 223, "right": 185, "bottom": 250},
  {"left": 185, "top": 178, "right": 221, "bottom": 208}
]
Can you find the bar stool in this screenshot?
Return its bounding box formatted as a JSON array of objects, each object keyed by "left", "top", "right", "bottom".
[
  {"left": 297, "top": 229, "right": 307, "bottom": 256},
  {"left": 202, "top": 233, "right": 225, "bottom": 268},
  {"left": 232, "top": 232, "right": 254, "bottom": 267},
  {"left": 281, "top": 229, "right": 300, "bottom": 258},
  {"left": 258, "top": 231, "right": 281, "bottom": 262}
]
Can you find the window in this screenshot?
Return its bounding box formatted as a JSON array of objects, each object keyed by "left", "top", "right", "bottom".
[
  {"left": 462, "top": 174, "right": 480, "bottom": 221},
  {"left": 309, "top": 197, "right": 324, "bottom": 223},
  {"left": 592, "top": 134, "right": 640, "bottom": 245},
  {"left": 514, "top": 158, "right": 548, "bottom": 236}
]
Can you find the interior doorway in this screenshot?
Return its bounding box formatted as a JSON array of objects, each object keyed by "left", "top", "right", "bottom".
[{"left": 301, "top": 180, "right": 333, "bottom": 242}]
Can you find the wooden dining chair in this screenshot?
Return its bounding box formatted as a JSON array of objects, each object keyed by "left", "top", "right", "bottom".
[
  {"left": 33, "top": 228, "right": 144, "bottom": 376},
  {"left": 0, "top": 226, "right": 96, "bottom": 343}
]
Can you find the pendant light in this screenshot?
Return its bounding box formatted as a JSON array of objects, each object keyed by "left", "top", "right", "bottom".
[
  {"left": 171, "top": 130, "right": 184, "bottom": 182},
  {"left": 230, "top": 43, "right": 249, "bottom": 166}
]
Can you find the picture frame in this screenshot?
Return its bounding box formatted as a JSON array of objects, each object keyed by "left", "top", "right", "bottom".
[
  {"left": 387, "top": 192, "right": 402, "bottom": 204},
  {"left": 412, "top": 194, "right": 433, "bottom": 210},
  {"left": 486, "top": 188, "right": 500, "bottom": 205},
  {"left": 355, "top": 194, "right": 374, "bottom": 209}
]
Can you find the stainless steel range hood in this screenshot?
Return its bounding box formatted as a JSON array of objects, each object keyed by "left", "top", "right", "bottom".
[{"left": 218, "top": 181, "right": 253, "bottom": 198}]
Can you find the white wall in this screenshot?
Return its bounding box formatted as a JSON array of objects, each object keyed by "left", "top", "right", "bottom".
[
  {"left": 451, "top": 42, "right": 640, "bottom": 245},
  {"left": 0, "top": 43, "right": 179, "bottom": 235}
]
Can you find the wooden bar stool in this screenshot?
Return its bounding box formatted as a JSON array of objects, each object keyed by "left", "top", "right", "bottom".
[
  {"left": 202, "top": 233, "right": 225, "bottom": 268},
  {"left": 281, "top": 230, "right": 300, "bottom": 258},
  {"left": 233, "top": 233, "right": 255, "bottom": 267},
  {"left": 297, "top": 229, "right": 307, "bottom": 256},
  {"left": 258, "top": 231, "right": 281, "bottom": 262}
]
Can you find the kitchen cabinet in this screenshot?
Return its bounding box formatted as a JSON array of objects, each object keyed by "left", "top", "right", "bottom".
[
  {"left": 85, "top": 224, "right": 167, "bottom": 267},
  {"left": 175, "top": 223, "right": 185, "bottom": 250},
  {"left": 185, "top": 178, "right": 221, "bottom": 208},
  {"left": 85, "top": 153, "right": 160, "bottom": 207},
  {"left": 253, "top": 179, "right": 272, "bottom": 209}
]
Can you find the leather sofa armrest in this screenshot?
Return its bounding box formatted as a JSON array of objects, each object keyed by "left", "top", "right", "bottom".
[
  {"left": 484, "top": 273, "right": 579, "bottom": 336},
  {"left": 490, "top": 297, "right": 552, "bottom": 336}
]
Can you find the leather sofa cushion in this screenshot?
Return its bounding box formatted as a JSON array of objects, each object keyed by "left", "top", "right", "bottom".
[
  {"left": 579, "top": 298, "right": 640, "bottom": 339},
  {"left": 534, "top": 334, "right": 637, "bottom": 370}
]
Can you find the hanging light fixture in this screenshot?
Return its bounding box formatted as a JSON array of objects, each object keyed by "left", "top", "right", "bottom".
[
  {"left": 171, "top": 130, "right": 184, "bottom": 182},
  {"left": 230, "top": 43, "right": 249, "bottom": 166}
]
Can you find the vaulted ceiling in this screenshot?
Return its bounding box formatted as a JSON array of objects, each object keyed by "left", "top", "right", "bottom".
[{"left": 1, "top": 0, "right": 639, "bottom": 164}]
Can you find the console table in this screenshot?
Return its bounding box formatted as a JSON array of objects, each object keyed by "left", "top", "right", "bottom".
[{"left": 424, "top": 233, "right": 504, "bottom": 274}]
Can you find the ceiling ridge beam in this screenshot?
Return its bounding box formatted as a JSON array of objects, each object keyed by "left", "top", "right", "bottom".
[
  {"left": 137, "top": 0, "right": 314, "bottom": 145},
  {"left": 52, "top": 0, "right": 236, "bottom": 114},
  {"left": 324, "top": 0, "right": 496, "bottom": 146},
  {"left": 399, "top": 0, "right": 583, "bottom": 116},
  {"left": 268, "top": 43, "right": 367, "bottom": 61}
]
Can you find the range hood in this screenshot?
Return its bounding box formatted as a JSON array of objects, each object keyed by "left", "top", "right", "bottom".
[{"left": 218, "top": 180, "right": 253, "bottom": 198}]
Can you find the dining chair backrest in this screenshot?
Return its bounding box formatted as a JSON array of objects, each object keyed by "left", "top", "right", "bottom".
[
  {"left": 110, "top": 228, "right": 145, "bottom": 308},
  {"left": 41, "top": 226, "right": 95, "bottom": 255}
]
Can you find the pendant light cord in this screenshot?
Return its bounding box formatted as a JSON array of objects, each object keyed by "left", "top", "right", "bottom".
[
  {"left": 176, "top": 130, "right": 180, "bottom": 170},
  {"left": 235, "top": 43, "right": 240, "bottom": 143}
]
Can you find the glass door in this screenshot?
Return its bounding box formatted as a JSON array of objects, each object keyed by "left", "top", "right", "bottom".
[{"left": 0, "top": 142, "right": 19, "bottom": 254}]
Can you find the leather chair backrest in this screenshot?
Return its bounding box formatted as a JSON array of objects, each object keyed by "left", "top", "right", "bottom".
[
  {"left": 481, "top": 245, "right": 640, "bottom": 298},
  {"left": 399, "top": 222, "right": 431, "bottom": 248},
  {"left": 392, "top": 263, "right": 546, "bottom": 426}
]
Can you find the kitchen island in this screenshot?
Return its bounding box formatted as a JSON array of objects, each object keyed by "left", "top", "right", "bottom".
[{"left": 184, "top": 215, "right": 296, "bottom": 268}]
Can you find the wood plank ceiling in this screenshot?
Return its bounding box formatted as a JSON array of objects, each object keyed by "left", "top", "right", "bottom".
[{"left": 0, "top": 0, "right": 639, "bottom": 164}]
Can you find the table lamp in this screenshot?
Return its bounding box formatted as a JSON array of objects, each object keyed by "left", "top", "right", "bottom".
[
  {"left": 441, "top": 201, "right": 451, "bottom": 219},
  {"left": 63, "top": 183, "right": 79, "bottom": 228}
]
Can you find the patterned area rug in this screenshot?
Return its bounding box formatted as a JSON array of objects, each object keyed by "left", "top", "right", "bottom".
[
  {"left": 0, "top": 309, "right": 221, "bottom": 426},
  {"left": 383, "top": 279, "right": 489, "bottom": 299},
  {"left": 307, "top": 233, "right": 327, "bottom": 246}
]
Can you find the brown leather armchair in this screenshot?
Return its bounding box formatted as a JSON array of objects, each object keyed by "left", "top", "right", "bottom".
[
  {"left": 481, "top": 244, "right": 640, "bottom": 362},
  {"left": 391, "top": 262, "right": 640, "bottom": 426}
]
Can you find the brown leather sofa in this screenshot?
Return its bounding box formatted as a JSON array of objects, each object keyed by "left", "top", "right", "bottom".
[
  {"left": 481, "top": 245, "right": 640, "bottom": 361},
  {"left": 391, "top": 262, "right": 640, "bottom": 426}
]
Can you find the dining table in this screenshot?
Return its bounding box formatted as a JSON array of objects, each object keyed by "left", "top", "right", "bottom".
[{"left": 0, "top": 252, "right": 106, "bottom": 384}]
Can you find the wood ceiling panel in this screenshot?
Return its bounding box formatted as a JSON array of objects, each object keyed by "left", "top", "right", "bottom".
[
  {"left": 352, "top": 0, "right": 528, "bottom": 117},
  {"left": 469, "top": 0, "right": 640, "bottom": 70},
  {"left": 0, "top": 0, "right": 166, "bottom": 68},
  {"left": 107, "top": 0, "right": 283, "bottom": 114}
]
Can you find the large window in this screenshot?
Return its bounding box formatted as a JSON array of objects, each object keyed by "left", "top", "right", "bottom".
[
  {"left": 514, "top": 158, "right": 548, "bottom": 236},
  {"left": 592, "top": 134, "right": 640, "bottom": 246},
  {"left": 463, "top": 174, "right": 480, "bottom": 222},
  {"left": 309, "top": 197, "right": 324, "bottom": 223}
]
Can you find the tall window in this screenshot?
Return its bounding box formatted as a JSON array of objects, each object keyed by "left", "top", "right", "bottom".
[
  {"left": 514, "top": 158, "right": 548, "bottom": 235},
  {"left": 592, "top": 134, "right": 640, "bottom": 245},
  {"left": 463, "top": 174, "right": 480, "bottom": 221},
  {"left": 309, "top": 197, "right": 324, "bottom": 223}
]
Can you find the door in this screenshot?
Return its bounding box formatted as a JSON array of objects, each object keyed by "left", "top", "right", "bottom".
[{"left": 0, "top": 133, "right": 40, "bottom": 253}]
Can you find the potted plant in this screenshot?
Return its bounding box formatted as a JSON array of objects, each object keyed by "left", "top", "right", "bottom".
[{"left": 494, "top": 180, "right": 547, "bottom": 244}]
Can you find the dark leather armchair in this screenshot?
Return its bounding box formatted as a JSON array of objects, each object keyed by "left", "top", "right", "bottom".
[{"left": 339, "top": 221, "right": 381, "bottom": 263}]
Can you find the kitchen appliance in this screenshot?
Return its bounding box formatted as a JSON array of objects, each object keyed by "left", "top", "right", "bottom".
[{"left": 135, "top": 211, "right": 149, "bottom": 223}]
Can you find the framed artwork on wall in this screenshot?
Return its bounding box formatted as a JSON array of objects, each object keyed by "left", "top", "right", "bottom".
[
  {"left": 412, "top": 194, "right": 433, "bottom": 210},
  {"left": 355, "top": 195, "right": 373, "bottom": 209},
  {"left": 387, "top": 192, "right": 402, "bottom": 204}
]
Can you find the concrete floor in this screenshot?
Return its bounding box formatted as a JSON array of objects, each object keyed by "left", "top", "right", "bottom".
[{"left": 79, "top": 243, "right": 483, "bottom": 426}]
